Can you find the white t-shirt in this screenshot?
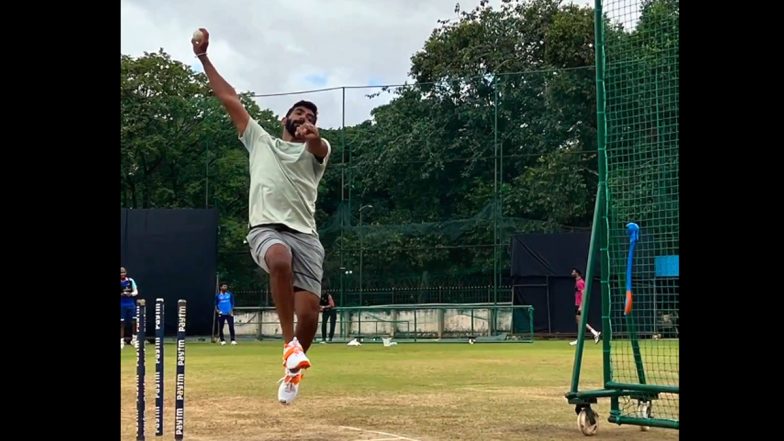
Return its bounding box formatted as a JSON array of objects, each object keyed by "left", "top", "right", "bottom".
[{"left": 239, "top": 119, "right": 331, "bottom": 235}]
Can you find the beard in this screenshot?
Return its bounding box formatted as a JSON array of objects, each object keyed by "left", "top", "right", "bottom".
[{"left": 285, "top": 119, "right": 302, "bottom": 138}]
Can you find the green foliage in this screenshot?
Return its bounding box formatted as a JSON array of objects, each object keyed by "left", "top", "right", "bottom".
[{"left": 120, "top": 49, "right": 278, "bottom": 289}]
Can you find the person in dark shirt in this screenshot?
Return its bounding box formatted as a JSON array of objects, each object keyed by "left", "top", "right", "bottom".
[{"left": 319, "top": 291, "right": 336, "bottom": 343}]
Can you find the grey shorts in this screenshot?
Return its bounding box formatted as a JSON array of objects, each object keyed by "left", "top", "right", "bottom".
[{"left": 246, "top": 225, "right": 325, "bottom": 296}]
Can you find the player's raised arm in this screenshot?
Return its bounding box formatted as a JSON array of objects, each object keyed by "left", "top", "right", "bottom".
[{"left": 192, "top": 28, "right": 250, "bottom": 135}]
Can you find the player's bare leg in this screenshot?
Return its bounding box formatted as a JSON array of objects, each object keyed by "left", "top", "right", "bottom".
[
  {"left": 266, "top": 244, "right": 295, "bottom": 343},
  {"left": 293, "top": 291, "right": 320, "bottom": 352},
  {"left": 265, "top": 243, "right": 311, "bottom": 404}
]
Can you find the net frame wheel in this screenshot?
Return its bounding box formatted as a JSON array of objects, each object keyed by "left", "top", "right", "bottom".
[{"left": 576, "top": 405, "right": 598, "bottom": 436}]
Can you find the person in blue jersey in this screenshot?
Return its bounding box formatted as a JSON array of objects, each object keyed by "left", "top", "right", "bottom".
[
  {"left": 215, "top": 283, "right": 237, "bottom": 345},
  {"left": 120, "top": 267, "right": 139, "bottom": 349}
]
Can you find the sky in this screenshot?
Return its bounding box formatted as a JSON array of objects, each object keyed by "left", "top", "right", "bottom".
[{"left": 121, "top": 0, "right": 595, "bottom": 129}]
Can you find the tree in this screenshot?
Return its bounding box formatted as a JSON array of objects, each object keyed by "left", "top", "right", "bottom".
[
  {"left": 321, "top": 0, "right": 601, "bottom": 289},
  {"left": 121, "top": 49, "right": 278, "bottom": 289}
]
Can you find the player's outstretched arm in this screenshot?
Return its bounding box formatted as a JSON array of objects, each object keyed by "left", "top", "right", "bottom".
[{"left": 192, "top": 28, "right": 250, "bottom": 135}]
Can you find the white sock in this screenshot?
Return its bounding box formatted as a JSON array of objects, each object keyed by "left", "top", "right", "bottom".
[{"left": 586, "top": 324, "right": 599, "bottom": 336}]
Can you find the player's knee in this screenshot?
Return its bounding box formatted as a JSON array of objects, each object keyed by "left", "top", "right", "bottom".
[
  {"left": 265, "top": 246, "right": 292, "bottom": 274},
  {"left": 299, "top": 307, "right": 319, "bottom": 323},
  {"left": 267, "top": 257, "right": 292, "bottom": 274}
]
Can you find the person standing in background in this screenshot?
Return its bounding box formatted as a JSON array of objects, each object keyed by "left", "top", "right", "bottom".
[
  {"left": 215, "top": 283, "right": 237, "bottom": 345},
  {"left": 319, "top": 291, "right": 336, "bottom": 343},
  {"left": 120, "top": 267, "right": 139, "bottom": 349}
]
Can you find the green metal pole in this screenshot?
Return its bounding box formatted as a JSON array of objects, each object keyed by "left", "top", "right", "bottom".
[
  {"left": 346, "top": 87, "right": 353, "bottom": 253},
  {"left": 498, "top": 77, "right": 505, "bottom": 313},
  {"left": 600, "top": 202, "right": 611, "bottom": 388},
  {"left": 345, "top": 87, "right": 354, "bottom": 309},
  {"left": 609, "top": 415, "right": 678, "bottom": 430},
  {"left": 606, "top": 382, "right": 677, "bottom": 394},
  {"left": 569, "top": 185, "right": 604, "bottom": 393},
  {"left": 592, "top": 0, "right": 614, "bottom": 390},
  {"left": 340, "top": 270, "right": 345, "bottom": 311},
  {"left": 413, "top": 309, "right": 418, "bottom": 342},
  {"left": 568, "top": 0, "right": 610, "bottom": 397},
  {"left": 340, "top": 87, "right": 346, "bottom": 301},
  {"left": 493, "top": 80, "right": 499, "bottom": 305},
  {"left": 626, "top": 310, "right": 648, "bottom": 384}
]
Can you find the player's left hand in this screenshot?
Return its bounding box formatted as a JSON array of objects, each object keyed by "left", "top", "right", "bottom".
[{"left": 295, "top": 122, "right": 320, "bottom": 141}]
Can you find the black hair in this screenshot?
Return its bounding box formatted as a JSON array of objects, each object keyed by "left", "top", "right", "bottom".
[{"left": 285, "top": 100, "right": 318, "bottom": 120}]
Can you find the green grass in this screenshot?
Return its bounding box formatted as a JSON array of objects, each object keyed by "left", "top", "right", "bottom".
[{"left": 121, "top": 339, "right": 679, "bottom": 441}]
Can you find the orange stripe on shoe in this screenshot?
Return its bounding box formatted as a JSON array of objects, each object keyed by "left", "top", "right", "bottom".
[
  {"left": 286, "top": 374, "right": 303, "bottom": 385},
  {"left": 283, "top": 346, "right": 299, "bottom": 360}
]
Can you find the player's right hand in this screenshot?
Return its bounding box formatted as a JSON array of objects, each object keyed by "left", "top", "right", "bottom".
[{"left": 192, "top": 28, "right": 209, "bottom": 55}]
